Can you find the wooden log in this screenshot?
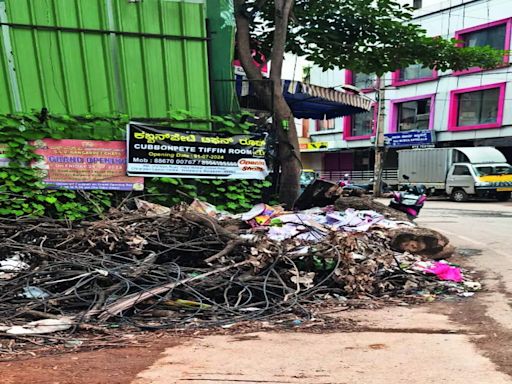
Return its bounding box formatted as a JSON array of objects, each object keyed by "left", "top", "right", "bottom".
[{"left": 389, "top": 227, "right": 454, "bottom": 260}]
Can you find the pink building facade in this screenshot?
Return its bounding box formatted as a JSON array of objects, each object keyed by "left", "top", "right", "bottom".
[{"left": 300, "top": 0, "right": 512, "bottom": 183}]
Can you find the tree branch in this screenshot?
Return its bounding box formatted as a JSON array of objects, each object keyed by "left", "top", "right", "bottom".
[
  {"left": 234, "top": 0, "right": 265, "bottom": 82},
  {"left": 270, "top": 0, "right": 294, "bottom": 84},
  {"left": 269, "top": 0, "right": 295, "bottom": 120},
  {"left": 255, "top": 0, "right": 268, "bottom": 11}
]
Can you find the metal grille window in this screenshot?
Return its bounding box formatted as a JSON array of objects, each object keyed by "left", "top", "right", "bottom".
[
  {"left": 352, "top": 73, "right": 377, "bottom": 90},
  {"left": 398, "top": 64, "right": 433, "bottom": 82},
  {"left": 316, "top": 118, "right": 335, "bottom": 132},
  {"left": 351, "top": 107, "right": 374, "bottom": 137},
  {"left": 457, "top": 88, "right": 500, "bottom": 127},
  {"left": 461, "top": 24, "right": 507, "bottom": 50},
  {"left": 397, "top": 99, "right": 431, "bottom": 131},
  {"left": 413, "top": 0, "right": 422, "bottom": 9}
]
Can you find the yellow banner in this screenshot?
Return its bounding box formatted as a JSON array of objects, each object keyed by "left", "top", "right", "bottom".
[{"left": 301, "top": 142, "right": 328, "bottom": 151}]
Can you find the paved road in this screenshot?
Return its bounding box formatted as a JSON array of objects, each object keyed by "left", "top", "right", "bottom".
[
  {"left": 132, "top": 200, "right": 512, "bottom": 384},
  {"left": 417, "top": 200, "right": 512, "bottom": 330}
]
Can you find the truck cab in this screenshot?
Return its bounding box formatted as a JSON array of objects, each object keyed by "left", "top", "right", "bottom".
[
  {"left": 447, "top": 162, "right": 512, "bottom": 202},
  {"left": 398, "top": 147, "right": 512, "bottom": 202}
]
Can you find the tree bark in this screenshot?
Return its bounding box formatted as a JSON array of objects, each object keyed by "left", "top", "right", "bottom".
[
  {"left": 373, "top": 82, "right": 386, "bottom": 197},
  {"left": 234, "top": 0, "right": 301, "bottom": 208},
  {"left": 275, "top": 110, "right": 301, "bottom": 207}
]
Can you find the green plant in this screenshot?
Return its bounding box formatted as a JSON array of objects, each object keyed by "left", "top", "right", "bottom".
[
  {"left": 0, "top": 113, "right": 125, "bottom": 219},
  {"left": 0, "top": 110, "right": 273, "bottom": 220},
  {"left": 145, "top": 177, "right": 273, "bottom": 213}
]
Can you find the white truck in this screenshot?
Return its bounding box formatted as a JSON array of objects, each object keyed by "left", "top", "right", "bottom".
[{"left": 398, "top": 147, "right": 512, "bottom": 202}]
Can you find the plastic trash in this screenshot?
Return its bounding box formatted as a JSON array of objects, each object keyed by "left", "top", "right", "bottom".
[
  {"left": 22, "top": 286, "right": 50, "bottom": 299},
  {"left": 425, "top": 262, "right": 463, "bottom": 282},
  {"left": 6, "top": 318, "right": 74, "bottom": 335},
  {"left": 0, "top": 254, "right": 29, "bottom": 272}
]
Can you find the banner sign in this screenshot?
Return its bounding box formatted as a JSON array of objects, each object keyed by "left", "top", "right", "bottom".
[
  {"left": 384, "top": 130, "right": 434, "bottom": 148},
  {"left": 127, "top": 123, "right": 269, "bottom": 179},
  {"left": 33, "top": 139, "right": 144, "bottom": 191},
  {"left": 300, "top": 142, "right": 329, "bottom": 151}
]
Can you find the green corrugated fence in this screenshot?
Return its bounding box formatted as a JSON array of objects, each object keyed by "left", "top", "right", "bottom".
[{"left": 0, "top": 0, "right": 211, "bottom": 118}]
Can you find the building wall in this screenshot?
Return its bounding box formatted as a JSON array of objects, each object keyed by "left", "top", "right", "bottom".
[
  {"left": 305, "top": 0, "right": 512, "bottom": 171},
  {"left": 391, "top": 0, "right": 512, "bottom": 141},
  {"left": 0, "top": 0, "right": 210, "bottom": 118}
]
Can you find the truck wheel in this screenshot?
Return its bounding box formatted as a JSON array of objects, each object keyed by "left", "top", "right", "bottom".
[
  {"left": 451, "top": 189, "right": 468, "bottom": 202},
  {"left": 496, "top": 192, "right": 511, "bottom": 202}
]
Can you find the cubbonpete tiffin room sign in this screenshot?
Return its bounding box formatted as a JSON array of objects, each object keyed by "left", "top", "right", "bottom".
[{"left": 126, "top": 122, "right": 269, "bottom": 180}]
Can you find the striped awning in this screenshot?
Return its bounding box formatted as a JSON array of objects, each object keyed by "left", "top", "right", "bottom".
[
  {"left": 236, "top": 75, "right": 373, "bottom": 120},
  {"left": 300, "top": 82, "right": 372, "bottom": 111}
]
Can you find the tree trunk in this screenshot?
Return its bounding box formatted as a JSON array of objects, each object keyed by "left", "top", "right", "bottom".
[
  {"left": 234, "top": 0, "right": 301, "bottom": 208},
  {"left": 373, "top": 83, "right": 386, "bottom": 197},
  {"left": 275, "top": 104, "right": 301, "bottom": 207}
]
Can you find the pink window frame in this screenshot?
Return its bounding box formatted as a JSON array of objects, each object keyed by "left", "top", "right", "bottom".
[
  {"left": 389, "top": 94, "right": 436, "bottom": 133},
  {"left": 448, "top": 82, "right": 506, "bottom": 132},
  {"left": 345, "top": 70, "right": 379, "bottom": 93},
  {"left": 343, "top": 103, "right": 378, "bottom": 141},
  {"left": 391, "top": 67, "right": 438, "bottom": 87},
  {"left": 453, "top": 17, "right": 512, "bottom": 76}
]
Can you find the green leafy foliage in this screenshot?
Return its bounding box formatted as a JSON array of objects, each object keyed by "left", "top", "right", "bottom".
[
  {"left": 246, "top": 0, "right": 506, "bottom": 75},
  {"left": 0, "top": 111, "right": 272, "bottom": 220},
  {"left": 145, "top": 177, "right": 273, "bottom": 213},
  {"left": 0, "top": 113, "right": 126, "bottom": 220}
]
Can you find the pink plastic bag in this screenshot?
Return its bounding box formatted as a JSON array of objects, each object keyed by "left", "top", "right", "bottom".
[{"left": 425, "top": 262, "right": 463, "bottom": 282}]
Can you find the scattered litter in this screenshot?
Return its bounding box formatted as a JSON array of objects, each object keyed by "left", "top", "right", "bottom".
[
  {"left": 64, "top": 339, "right": 84, "bottom": 348},
  {"left": 135, "top": 198, "right": 172, "bottom": 215},
  {"left": 0, "top": 197, "right": 479, "bottom": 356},
  {"left": 4, "top": 318, "right": 74, "bottom": 335},
  {"left": 0, "top": 253, "right": 29, "bottom": 272},
  {"left": 464, "top": 281, "right": 482, "bottom": 291},
  {"left": 290, "top": 271, "right": 316, "bottom": 289},
  {"left": 0, "top": 253, "right": 30, "bottom": 280},
  {"left": 21, "top": 286, "right": 50, "bottom": 299},
  {"left": 190, "top": 199, "right": 220, "bottom": 218},
  {"left": 425, "top": 262, "right": 463, "bottom": 283}
]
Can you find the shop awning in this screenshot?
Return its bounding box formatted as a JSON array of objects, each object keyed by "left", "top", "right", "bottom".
[{"left": 235, "top": 76, "right": 373, "bottom": 119}]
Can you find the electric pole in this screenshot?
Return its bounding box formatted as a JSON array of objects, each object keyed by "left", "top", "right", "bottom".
[{"left": 372, "top": 82, "right": 386, "bottom": 197}]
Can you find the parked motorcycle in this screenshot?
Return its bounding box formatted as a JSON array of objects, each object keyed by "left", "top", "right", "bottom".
[
  {"left": 351, "top": 178, "right": 392, "bottom": 194},
  {"left": 389, "top": 175, "right": 427, "bottom": 219},
  {"left": 338, "top": 174, "right": 352, "bottom": 188}
]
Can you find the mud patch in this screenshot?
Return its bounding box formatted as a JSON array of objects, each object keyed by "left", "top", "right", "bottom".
[
  {"left": 0, "top": 335, "right": 179, "bottom": 384},
  {"left": 431, "top": 293, "right": 512, "bottom": 378}
]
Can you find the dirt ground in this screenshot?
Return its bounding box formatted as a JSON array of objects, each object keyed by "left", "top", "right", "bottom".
[
  {"left": 1, "top": 294, "right": 509, "bottom": 384},
  {"left": 0, "top": 336, "right": 179, "bottom": 384}
]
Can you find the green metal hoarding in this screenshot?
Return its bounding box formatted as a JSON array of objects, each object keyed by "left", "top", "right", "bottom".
[
  {"left": 0, "top": 0, "right": 211, "bottom": 118},
  {"left": 206, "top": 0, "right": 238, "bottom": 115}
]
